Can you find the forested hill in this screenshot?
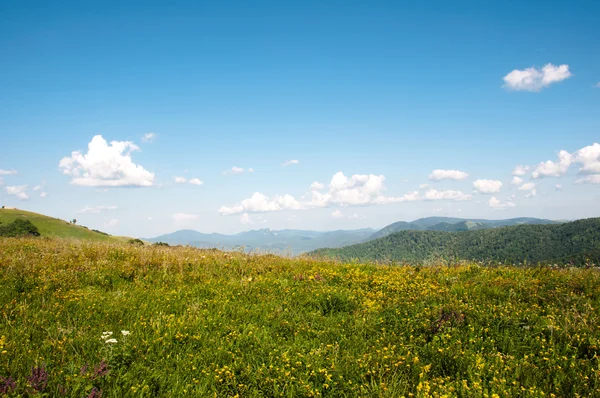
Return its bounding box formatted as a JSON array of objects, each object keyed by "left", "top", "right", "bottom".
[{"left": 310, "top": 218, "right": 600, "bottom": 265}]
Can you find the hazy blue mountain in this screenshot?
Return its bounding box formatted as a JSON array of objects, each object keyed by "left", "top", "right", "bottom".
[
  {"left": 145, "top": 228, "right": 375, "bottom": 254},
  {"left": 370, "top": 217, "right": 560, "bottom": 239}
]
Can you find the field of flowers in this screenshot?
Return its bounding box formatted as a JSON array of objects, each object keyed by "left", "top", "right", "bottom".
[{"left": 1, "top": 238, "right": 599, "bottom": 397}]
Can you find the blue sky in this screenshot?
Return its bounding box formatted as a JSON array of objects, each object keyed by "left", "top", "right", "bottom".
[{"left": 1, "top": 0, "right": 599, "bottom": 237}]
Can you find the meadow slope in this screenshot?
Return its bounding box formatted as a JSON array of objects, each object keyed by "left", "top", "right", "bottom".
[
  {"left": 0, "top": 209, "right": 128, "bottom": 243},
  {"left": 0, "top": 238, "right": 599, "bottom": 397}
]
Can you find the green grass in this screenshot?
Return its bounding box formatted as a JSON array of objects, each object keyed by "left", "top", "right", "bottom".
[
  {"left": 0, "top": 238, "right": 599, "bottom": 397},
  {"left": 0, "top": 209, "right": 129, "bottom": 242}
]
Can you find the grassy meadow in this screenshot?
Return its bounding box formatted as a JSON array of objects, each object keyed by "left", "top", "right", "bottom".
[
  {"left": 0, "top": 209, "right": 129, "bottom": 243},
  {"left": 0, "top": 238, "right": 599, "bottom": 397}
]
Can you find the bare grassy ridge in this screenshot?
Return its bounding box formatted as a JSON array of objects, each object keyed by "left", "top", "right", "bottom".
[{"left": 1, "top": 238, "right": 599, "bottom": 397}]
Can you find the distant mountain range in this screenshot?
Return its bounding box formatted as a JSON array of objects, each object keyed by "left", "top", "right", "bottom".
[
  {"left": 370, "top": 217, "right": 561, "bottom": 239},
  {"left": 145, "top": 228, "right": 376, "bottom": 255},
  {"left": 311, "top": 218, "right": 600, "bottom": 265},
  {"left": 145, "top": 217, "right": 561, "bottom": 254}
]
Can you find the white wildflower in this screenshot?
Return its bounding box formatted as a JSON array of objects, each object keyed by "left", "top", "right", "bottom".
[
  {"left": 104, "top": 338, "right": 118, "bottom": 344},
  {"left": 121, "top": 330, "right": 131, "bottom": 336}
]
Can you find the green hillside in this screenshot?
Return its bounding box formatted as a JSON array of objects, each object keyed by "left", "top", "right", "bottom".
[
  {"left": 312, "top": 217, "right": 600, "bottom": 265},
  {"left": 0, "top": 208, "right": 128, "bottom": 242}
]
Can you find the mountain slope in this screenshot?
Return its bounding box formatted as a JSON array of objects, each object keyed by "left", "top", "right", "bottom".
[
  {"left": 311, "top": 218, "right": 600, "bottom": 265},
  {"left": 370, "top": 217, "right": 560, "bottom": 240},
  {"left": 0, "top": 208, "right": 128, "bottom": 242},
  {"left": 147, "top": 228, "right": 375, "bottom": 254}
]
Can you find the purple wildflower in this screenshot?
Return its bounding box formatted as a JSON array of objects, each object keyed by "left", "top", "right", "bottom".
[
  {"left": 87, "top": 387, "right": 103, "bottom": 398},
  {"left": 27, "top": 365, "right": 48, "bottom": 392},
  {"left": 0, "top": 376, "right": 16, "bottom": 394},
  {"left": 91, "top": 361, "right": 109, "bottom": 380}
]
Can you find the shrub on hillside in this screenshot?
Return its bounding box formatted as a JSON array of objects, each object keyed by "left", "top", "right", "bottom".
[
  {"left": 0, "top": 219, "right": 41, "bottom": 237},
  {"left": 128, "top": 238, "right": 145, "bottom": 246}
]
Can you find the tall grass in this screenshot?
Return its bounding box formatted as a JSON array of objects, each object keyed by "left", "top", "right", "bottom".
[{"left": 0, "top": 238, "right": 599, "bottom": 397}]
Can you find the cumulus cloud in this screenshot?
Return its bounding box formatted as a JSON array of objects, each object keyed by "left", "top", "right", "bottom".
[
  {"left": 282, "top": 160, "right": 299, "bottom": 167},
  {"left": 575, "top": 175, "right": 600, "bottom": 184},
  {"left": 77, "top": 205, "right": 117, "bottom": 214},
  {"left": 555, "top": 184, "right": 563, "bottom": 191},
  {"left": 532, "top": 150, "right": 572, "bottom": 178},
  {"left": 189, "top": 178, "right": 203, "bottom": 185},
  {"left": 141, "top": 133, "right": 157, "bottom": 143},
  {"left": 573, "top": 143, "right": 600, "bottom": 174},
  {"left": 503, "top": 63, "right": 572, "bottom": 91},
  {"left": 5, "top": 185, "right": 29, "bottom": 200},
  {"left": 40, "top": 192, "right": 48, "bottom": 198},
  {"left": 489, "top": 197, "right": 516, "bottom": 209},
  {"left": 33, "top": 185, "right": 42, "bottom": 191},
  {"left": 511, "top": 176, "right": 524, "bottom": 185},
  {"left": 104, "top": 219, "right": 119, "bottom": 228},
  {"left": 0, "top": 169, "right": 17, "bottom": 176},
  {"left": 473, "top": 179, "right": 503, "bottom": 194},
  {"left": 219, "top": 171, "right": 426, "bottom": 215},
  {"left": 512, "top": 165, "right": 529, "bottom": 176},
  {"left": 172, "top": 213, "right": 199, "bottom": 221},
  {"left": 428, "top": 169, "right": 469, "bottom": 181},
  {"left": 423, "top": 189, "right": 472, "bottom": 201},
  {"left": 518, "top": 182, "right": 537, "bottom": 198},
  {"left": 219, "top": 192, "right": 303, "bottom": 215},
  {"left": 59, "top": 135, "right": 154, "bottom": 187},
  {"left": 174, "top": 176, "right": 187, "bottom": 184},
  {"left": 331, "top": 209, "right": 343, "bottom": 218},
  {"left": 310, "top": 181, "right": 324, "bottom": 191}
]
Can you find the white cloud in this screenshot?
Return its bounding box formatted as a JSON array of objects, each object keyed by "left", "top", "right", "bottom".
[
  {"left": 104, "top": 219, "right": 119, "bottom": 228},
  {"left": 512, "top": 165, "right": 529, "bottom": 176},
  {"left": 40, "top": 192, "right": 48, "bottom": 198},
  {"left": 555, "top": 184, "right": 563, "bottom": 191},
  {"left": 423, "top": 189, "right": 472, "bottom": 201},
  {"left": 488, "top": 197, "right": 516, "bottom": 209},
  {"left": 518, "top": 182, "right": 537, "bottom": 198},
  {"left": 573, "top": 143, "right": 600, "bottom": 174},
  {"left": 59, "top": 135, "right": 154, "bottom": 187},
  {"left": 503, "top": 63, "right": 572, "bottom": 91},
  {"left": 331, "top": 209, "right": 343, "bottom": 218},
  {"left": 219, "top": 192, "right": 303, "bottom": 215},
  {"left": 575, "top": 175, "right": 600, "bottom": 184},
  {"left": 511, "top": 176, "right": 524, "bottom": 185},
  {"left": 174, "top": 176, "right": 187, "bottom": 184},
  {"left": 0, "top": 169, "right": 17, "bottom": 176},
  {"left": 310, "top": 181, "right": 324, "bottom": 191},
  {"left": 0, "top": 177, "right": 3, "bottom": 186},
  {"left": 172, "top": 213, "right": 199, "bottom": 221},
  {"left": 33, "top": 185, "right": 42, "bottom": 191},
  {"left": 141, "top": 133, "right": 157, "bottom": 143},
  {"left": 282, "top": 160, "right": 299, "bottom": 167},
  {"left": 224, "top": 166, "right": 252, "bottom": 175},
  {"left": 428, "top": 169, "right": 469, "bottom": 181},
  {"left": 77, "top": 205, "right": 117, "bottom": 214},
  {"left": 189, "top": 178, "right": 203, "bottom": 185},
  {"left": 220, "top": 171, "right": 423, "bottom": 215},
  {"left": 532, "top": 150, "right": 572, "bottom": 178},
  {"left": 419, "top": 183, "right": 429, "bottom": 189},
  {"left": 473, "top": 179, "right": 503, "bottom": 194},
  {"left": 5, "top": 185, "right": 29, "bottom": 200},
  {"left": 240, "top": 213, "right": 252, "bottom": 224},
  {"left": 518, "top": 182, "right": 536, "bottom": 191}
]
